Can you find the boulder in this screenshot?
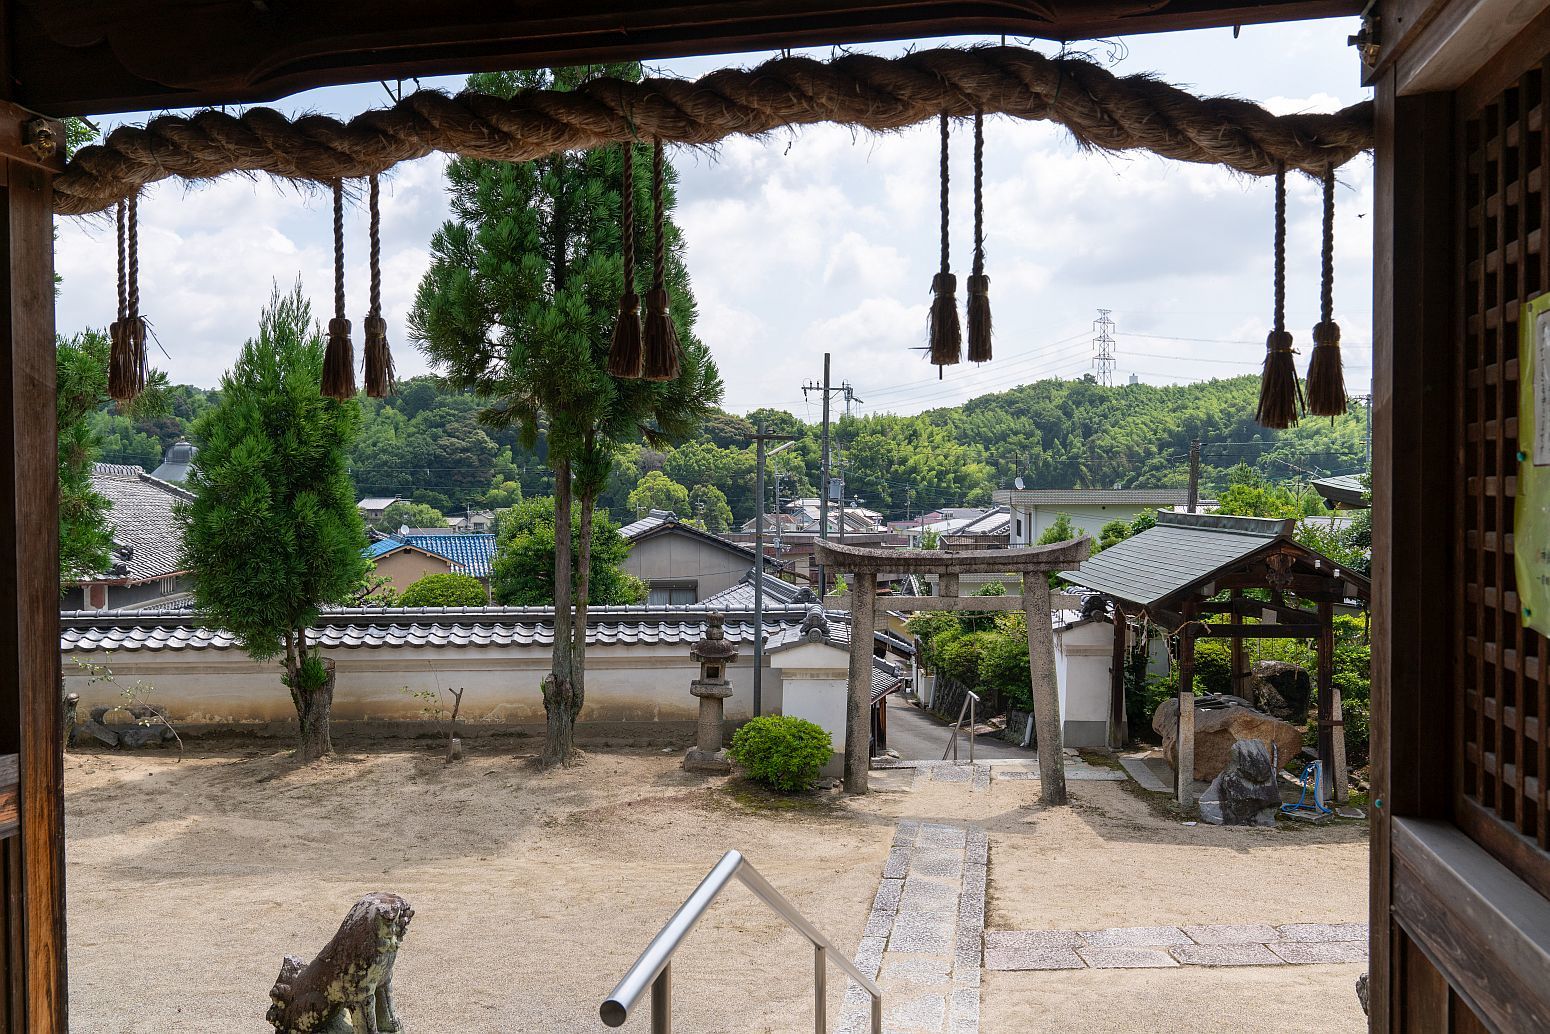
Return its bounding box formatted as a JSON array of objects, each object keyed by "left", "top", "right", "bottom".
[
  {"left": 1248, "top": 660, "right": 1312, "bottom": 723},
  {"left": 1198, "top": 738, "right": 1283, "bottom": 826},
  {"left": 1153, "top": 693, "right": 1303, "bottom": 782}
]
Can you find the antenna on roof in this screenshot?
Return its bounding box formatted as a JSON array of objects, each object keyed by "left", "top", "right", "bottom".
[{"left": 1014, "top": 476, "right": 1025, "bottom": 490}]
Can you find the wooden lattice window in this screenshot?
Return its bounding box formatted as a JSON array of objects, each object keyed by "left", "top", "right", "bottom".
[{"left": 1460, "top": 61, "right": 1550, "bottom": 895}]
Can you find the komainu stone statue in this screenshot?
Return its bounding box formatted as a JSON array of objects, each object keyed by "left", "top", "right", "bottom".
[
  {"left": 1197, "top": 738, "right": 1284, "bottom": 826},
  {"left": 267, "top": 892, "right": 413, "bottom": 1034}
]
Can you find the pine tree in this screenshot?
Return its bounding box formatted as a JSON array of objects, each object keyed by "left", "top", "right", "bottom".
[
  {"left": 180, "top": 283, "right": 369, "bottom": 761},
  {"left": 411, "top": 63, "right": 723, "bottom": 766}
]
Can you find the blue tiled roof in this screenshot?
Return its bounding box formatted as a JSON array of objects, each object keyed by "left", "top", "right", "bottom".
[
  {"left": 364, "top": 539, "right": 403, "bottom": 561},
  {"left": 404, "top": 533, "right": 497, "bottom": 579}
]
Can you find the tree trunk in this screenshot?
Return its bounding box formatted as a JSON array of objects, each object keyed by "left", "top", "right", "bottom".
[
  {"left": 288, "top": 627, "right": 334, "bottom": 763},
  {"left": 542, "top": 457, "right": 578, "bottom": 768}
]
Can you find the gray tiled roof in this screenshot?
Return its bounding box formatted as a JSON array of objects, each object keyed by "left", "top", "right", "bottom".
[
  {"left": 764, "top": 611, "right": 915, "bottom": 657},
  {"left": 700, "top": 569, "right": 818, "bottom": 609},
  {"left": 620, "top": 512, "right": 758, "bottom": 561},
  {"left": 993, "top": 487, "right": 1192, "bottom": 506},
  {"left": 59, "top": 604, "right": 831, "bottom": 653},
  {"left": 1058, "top": 511, "right": 1292, "bottom": 608},
  {"left": 86, "top": 463, "right": 194, "bottom": 584}
]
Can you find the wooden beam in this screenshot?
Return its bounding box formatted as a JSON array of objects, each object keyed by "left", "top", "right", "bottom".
[
  {"left": 0, "top": 130, "right": 66, "bottom": 1032},
  {"left": 1109, "top": 611, "right": 1127, "bottom": 749},
  {"left": 1229, "top": 589, "right": 1245, "bottom": 700},
  {"left": 9, "top": 0, "right": 1365, "bottom": 116},
  {"left": 1184, "top": 624, "right": 1329, "bottom": 639}
]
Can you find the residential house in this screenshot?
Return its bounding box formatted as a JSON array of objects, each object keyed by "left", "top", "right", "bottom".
[
  {"left": 995, "top": 487, "right": 1194, "bottom": 544},
  {"left": 356, "top": 496, "right": 403, "bottom": 522},
  {"left": 63, "top": 464, "right": 195, "bottom": 612},
  {"left": 621, "top": 510, "right": 776, "bottom": 604},
  {"left": 364, "top": 527, "right": 498, "bottom": 594},
  {"left": 447, "top": 509, "right": 497, "bottom": 533},
  {"left": 364, "top": 538, "right": 457, "bottom": 594}
]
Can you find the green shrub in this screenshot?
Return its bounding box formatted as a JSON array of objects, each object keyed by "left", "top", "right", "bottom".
[
  {"left": 1191, "top": 640, "right": 1233, "bottom": 696},
  {"left": 729, "top": 715, "right": 834, "bottom": 791},
  {"left": 400, "top": 572, "right": 489, "bottom": 607}
]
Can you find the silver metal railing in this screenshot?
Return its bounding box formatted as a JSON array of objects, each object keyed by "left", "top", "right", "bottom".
[
  {"left": 942, "top": 688, "right": 981, "bottom": 764},
  {"left": 599, "top": 850, "right": 883, "bottom": 1033}
]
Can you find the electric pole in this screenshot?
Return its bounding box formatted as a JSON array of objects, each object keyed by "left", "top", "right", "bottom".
[
  {"left": 746, "top": 420, "right": 798, "bottom": 717},
  {"left": 803, "top": 355, "right": 859, "bottom": 594},
  {"left": 1092, "top": 308, "right": 1117, "bottom": 387},
  {"left": 1187, "top": 439, "right": 1201, "bottom": 514}
]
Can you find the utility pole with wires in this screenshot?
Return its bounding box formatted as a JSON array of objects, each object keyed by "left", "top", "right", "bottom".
[
  {"left": 746, "top": 420, "right": 799, "bottom": 717},
  {"left": 803, "top": 354, "right": 863, "bottom": 594},
  {"left": 1187, "top": 439, "right": 1201, "bottom": 513}
]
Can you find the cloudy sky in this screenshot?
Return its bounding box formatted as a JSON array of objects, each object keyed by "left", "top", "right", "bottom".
[{"left": 54, "top": 19, "right": 1372, "bottom": 419}]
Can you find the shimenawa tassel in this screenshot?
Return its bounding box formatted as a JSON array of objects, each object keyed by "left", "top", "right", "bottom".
[
  {"left": 641, "top": 140, "right": 681, "bottom": 382},
  {"left": 1256, "top": 166, "right": 1304, "bottom": 429},
  {"left": 966, "top": 109, "right": 992, "bottom": 363},
  {"left": 607, "top": 142, "right": 644, "bottom": 378},
  {"left": 929, "top": 114, "right": 962, "bottom": 373},
  {"left": 362, "top": 175, "right": 396, "bottom": 398},
  {"left": 322, "top": 180, "right": 357, "bottom": 400},
  {"left": 1306, "top": 167, "right": 1346, "bottom": 417}
]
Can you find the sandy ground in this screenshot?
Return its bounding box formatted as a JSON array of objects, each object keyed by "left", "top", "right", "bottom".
[
  {"left": 65, "top": 745, "right": 1370, "bottom": 1032},
  {"left": 66, "top": 743, "right": 893, "bottom": 1032}
]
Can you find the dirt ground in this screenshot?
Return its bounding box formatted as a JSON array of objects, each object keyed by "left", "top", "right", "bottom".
[{"left": 65, "top": 744, "right": 1370, "bottom": 1032}]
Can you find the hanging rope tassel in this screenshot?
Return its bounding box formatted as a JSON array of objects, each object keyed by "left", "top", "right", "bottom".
[
  {"left": 1306, "top": 167, "right": 1346, "bottom": 417},
  {"left": 929, "top": 113, "right": 962, "bottom": 374},
  {"left": 323, "top": 180, "right": 357, "bottom": 400},
  {"left": 1256, "top": 166, "right": 1304, "bottom": 429},
  {"left": 608, "top": 141, "right": 644, "bottom": 378},
  {"left": 966, "top": 108, "right": 992, "bottom": 364},
  {"left": 641, "top": 139, "right": 683, "bottom": 382},
  {"left": 108, "top": 194, "right": 148, "bottom": 403},
  {"left": 362, "top": 175, "right": 395, "bottom": 398}
]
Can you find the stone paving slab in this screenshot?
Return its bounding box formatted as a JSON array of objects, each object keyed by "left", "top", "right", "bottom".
[
  {"left": 1080, "top": 945, "right": 1180, "bottom": 969},
  {"left": 1118, "top": 753, "right": 1173, "bottom": 792},
  {"left": 1276, "top": 922, "right": 1370, "bottom": 943},
  {"left": 1268, "top": 940, "right": 1369, "bottom": 965},
  {"left": 1170, "top": 943, "right": 1284, "bottom": 967},
  {"left": 983, "top": 945, "right": 1086, "bottom": 971},
  {"left": 875, "top": 758, "right": 1125, "bottom": 781},
  {"left": 984, "top": 929, "right": 1085, "bottom": 950},
  {"left": 1081, "top": 925, "right": 1193, "bottom": 947},
  {"left": 1181, "top": 923, "right": 1281, "bottom": 945}
]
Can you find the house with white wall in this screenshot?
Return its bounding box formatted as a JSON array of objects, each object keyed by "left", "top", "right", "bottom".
[{"left": 993, "top": 487, "right": 1194, "bottom": 544}]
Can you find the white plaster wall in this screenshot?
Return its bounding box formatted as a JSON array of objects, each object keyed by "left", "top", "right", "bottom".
[{"left": 1011, "top": 504, "right": 1153, "bottom": 545}]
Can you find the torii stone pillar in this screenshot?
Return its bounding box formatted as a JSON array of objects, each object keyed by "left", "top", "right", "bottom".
[{"left": 816, "top": 537, "right": 1090, "bottom": 801}]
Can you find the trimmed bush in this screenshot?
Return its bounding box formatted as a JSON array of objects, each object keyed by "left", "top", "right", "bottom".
[
  {"left": 728, "top": 715, "right": 834, "bottom": 791},
  {"left": 399, "top": 572, "right": 489, "bottom": 608}
]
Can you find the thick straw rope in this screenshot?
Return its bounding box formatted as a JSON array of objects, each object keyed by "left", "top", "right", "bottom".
[{"left": 53, "top": 45, "right": 1372, "bottom": 217}]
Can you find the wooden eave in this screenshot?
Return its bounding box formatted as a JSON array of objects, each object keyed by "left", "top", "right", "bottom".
[{"left": 9, "top": 0, "right": 1362, "bottom": 117}]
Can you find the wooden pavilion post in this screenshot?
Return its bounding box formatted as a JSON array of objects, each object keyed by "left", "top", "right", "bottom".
[
  {"left": 1175, "top": 602, "right": 1197, "bottom": 805},
  {"left": 1108, "top": 603, "right": 1127, "bottom": 749},
  {"left": 0, "top": 100, "right": 68, "bottom": 1032},
  {"left": 1229, "top": 588, "right": 1245, "bottom": 698},
  {"left": 844, "top": 570, "right": 877, "bottom": 794},
  {"left": 1023, "top": 576, "right": 1067, "bottom": 805},
  {"left": 1317, "top": 599, "right": 1346, "bottom": 804}
]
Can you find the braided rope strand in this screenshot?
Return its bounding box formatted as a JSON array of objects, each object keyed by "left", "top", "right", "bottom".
[
  {"left": 1320, "top": 167, "right": 1335, "bottom": 325},
  {"left": 368, "top": 174, "right": 382, "bottom": 319},
  {"left": 333, "top": 180, "right": 346, "bottom": 322},
  {"left": 53, "top": 46, "right": 1374, "bottom": 216}
]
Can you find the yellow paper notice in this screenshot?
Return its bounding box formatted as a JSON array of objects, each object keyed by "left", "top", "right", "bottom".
[{"left": 1519, "top": 293, "right": 1550, "bottom": 636}]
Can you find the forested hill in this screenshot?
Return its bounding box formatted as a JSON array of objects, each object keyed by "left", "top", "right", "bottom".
[{"left": 91, "top": 372, "right": 1368, "bottom": 530}]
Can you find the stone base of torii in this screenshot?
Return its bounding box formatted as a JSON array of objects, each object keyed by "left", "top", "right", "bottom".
[{"left": 814, "top": 537, "right": 1091, "bottom": 803}]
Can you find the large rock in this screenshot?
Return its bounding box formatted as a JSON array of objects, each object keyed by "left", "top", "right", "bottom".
[
  {"left": 1153, "top": 694, "right": 1303, "bottom": 782},
  {"left": 1198, "top": 738, "right": 1283, "bottom": 826},
  {"left": 1248, "top": 661, "right": 1312, "bottom": 723}
]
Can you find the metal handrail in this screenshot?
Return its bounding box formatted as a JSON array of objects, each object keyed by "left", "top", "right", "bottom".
[
  {"left": 600, "top": 850, "right": 884, "bottom": 1033},
  {"left": 943, "top": 688, "right": 981, "bottom": 764}
]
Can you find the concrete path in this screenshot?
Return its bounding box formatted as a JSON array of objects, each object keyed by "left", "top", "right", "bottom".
[
  {"left": 882, "top": 699, "right": 1037, "bottom": 762},
  {"left": 984, "top": 922, "right": 1369, "bottom": 971}
]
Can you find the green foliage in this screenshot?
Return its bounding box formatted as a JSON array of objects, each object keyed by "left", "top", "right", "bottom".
[
  {"left": 491, "top": 496, "right": 646, "bottom": 606},
  {"left": 688, "top": 484, "right": 733, "bottom": 533},
  {"left": 728, "top": 715, "right": 833, "bottom": 791},
  {"left": 1037, "top": 513, "right": 1083, "bottom": 544},
  {"left": 1191, "top": 640, "right": 1233, "bottom": 695},
  {"left": 628, "top": 470, "right": 690, "bottom": 516},
  {"left": 920, "top": 528, "right": 941, "bottom": 550},
  {"left": 180, "top": 283, "right": 369, "bottom": 667},
  {"left": 57, "top": 329, "right": 170, "bottom": 588},
  {"left": 287, "top": 651, "right": 332, "bottom": 693},
  {"left": 399, "top": 572, "right": 489, "bottom": 607},
  {"left": 371, "top": 500, "right": 448, "bottom": 532}
]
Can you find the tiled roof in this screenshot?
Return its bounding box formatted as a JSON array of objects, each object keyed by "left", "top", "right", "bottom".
[
  {"left": 60, "top": 603, "right": 831, "bottom": 654},
  {"left": 84, "top": 463, "right": 194, "bottom": 584},
  {"left": 364, "top": 538, "right": 404, "bottom": 560},
  {"left": 619, "top": 510, "right": 675, "bottom": 540},
  {"left": 764, "top": 610, "right": 915, "bottom": 657},
  {"left": 700, "top": 569, "right": 819, "bottom": 609},
  {"left": 402, "top": 533, "right": 497, "bottom": 578},
  {"left": 620, "top": 512, "right": 758, "bottom": 561},
  {"left": 871, "top": 657, "right": 907, "bottom": 703},
  {"left": 358, "top": 496, "right": 401, "bottom": 510},
  {"left": 949, "top": 506, "right": 1012, "bottom": 537},
  {"left": 1058, "top": 511, "right": 1292, "bottom": 607},
  {"left": 149, "top": 441, "right": 197, "bottom": 484}
]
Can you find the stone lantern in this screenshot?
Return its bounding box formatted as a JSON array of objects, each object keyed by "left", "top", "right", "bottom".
[{"left": 684, "top": 611, "right": 739, "bottom": 773}]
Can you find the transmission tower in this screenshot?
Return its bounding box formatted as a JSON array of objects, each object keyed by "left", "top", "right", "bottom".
[{"left": 1092, "top": 308, "right": 1117, "bottom": 387}]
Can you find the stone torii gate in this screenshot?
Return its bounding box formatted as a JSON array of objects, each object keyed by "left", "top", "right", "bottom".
[{"left": 815, "top": 537, "right": 1090, "bottom": 801}]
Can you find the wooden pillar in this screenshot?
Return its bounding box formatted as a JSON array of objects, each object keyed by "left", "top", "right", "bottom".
[
  {"left": 1107, "top": 604, "right": 1127, "bottom": 749},
  {"left": 1317, "top": 600, "right": 1347, "bottom": 805},
  {"left": 1229, "top": 589, "right": 1244, "bottom": 699},
  {"left": 1023, "top": 577, "right": 1067, "bottom": 805},
  {"left": 0, "top": 103, "right": 67, "bottom": 1032},
  {"left": 843, "top": 571, "right": 876, "bottom": 794},
  {"left": 1176, "top": 606, "right": 1197, "bottom": 806}
]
